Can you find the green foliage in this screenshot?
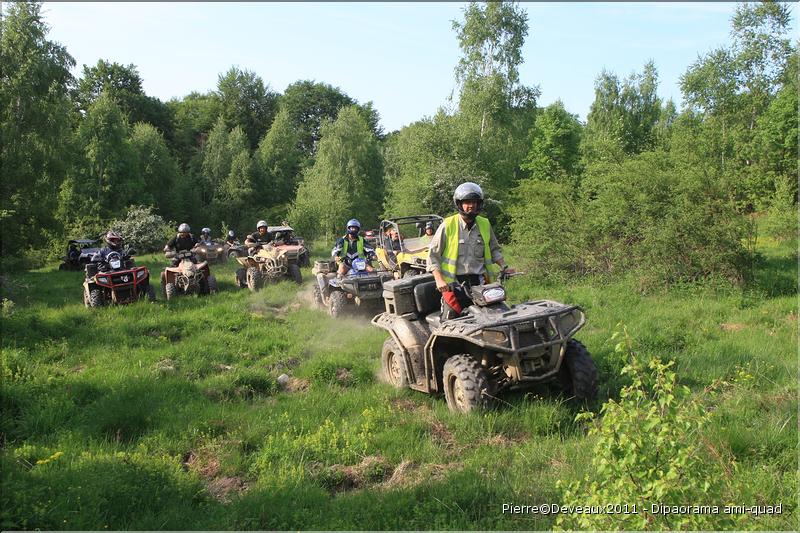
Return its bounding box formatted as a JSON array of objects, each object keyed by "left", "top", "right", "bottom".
[
  {"left": 510, "top": 150, "right": 750, "bottom": 287},
  {"left": 0, "top": 1, "right": 75, "bottom": 260},
  {"left": 216, "top": 67, "right": 278, "bottom": 150},
  {"left": 279, "top": 80, "right": 354, "bottom": 155},
  {"left": 253, "top": 107, "right": 302, "bottom": 205},
  {"left": 75, "top": 92, "right": 141, "bottom": 214},
  {"left": 129, "top": 122, "right": 182, "bottom": 220},
  {"left": 290, "top": 106, "right": 384, "bottom": 238},
  {"left": 583, "top": 61, "right": 661, "bottom": 162},
  {"left": 75, "top": 59, "right": 173, "bottom": 141},
  {"left": 557, "top": 326, "right": 743, "bottom": 531},
  {"left": 109, "top": 205, "right": 173, "bottom": 253},
  {"left": 522, "top": 100, "right": 582, "bottom": 187}
]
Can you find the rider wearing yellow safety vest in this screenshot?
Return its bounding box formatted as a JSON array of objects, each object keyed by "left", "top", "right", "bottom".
[
  {"left": 333, "top": 218, "right": 377, "bottom": 278},
  {"left": 427, "top": 183, "right": 513, "bottom": 315}
]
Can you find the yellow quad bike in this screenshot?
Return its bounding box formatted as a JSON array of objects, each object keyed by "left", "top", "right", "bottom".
[
  {"left": 374, "top": 215, "right": 443, "bottom": 279},
  {"left": 234, "top": 244, "right": 300, "bottom": 291}
]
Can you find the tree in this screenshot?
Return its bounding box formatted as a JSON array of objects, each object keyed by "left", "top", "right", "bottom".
[
  {"left": 167, "top": 91, "right": 222, "bottom": 171},
  {"left": 280, "top": 80, "right": 356, "bottom": 156},
  {"left": 253, "top": 108, "right": 302, "bottom": 206},
  {"left": 583, "top": 62, "right": 662, "bottom": 163},
  {"left": 216, "top": 67, "right": 278, "bottom": 150},
  {"left": 75, "top": 60, "right": 173, "bottom": 140},
  {"left": 129, "top": 122, "right": 182, "bottom": 220},
  {"left": 452, "top": 0, "right": 536, "bottom": 139},
  {"left": 76, "top": 92, "right": 139, "bottom": 214},
  {"left": 522, "top": 100, "right": 583, "bottom": 188},
  {"left": 680, "top": 1, "right": 794, "bottom": 208},
  {"left": 0, "top": 1, "right": 75, "bottom": 259},
  {"left": 290, "top": 106, "right": 384, "bottom": 238}
]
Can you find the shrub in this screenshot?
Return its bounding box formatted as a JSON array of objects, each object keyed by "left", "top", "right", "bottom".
[
  {"left": 110, "top": 205, "right": 174, "bottom": 253},
  {"left": 556, "top": 326, "right": 743, "bottom": 531},
  {"left": 509, "top": 150, "right": 750, "bottom": 287}
]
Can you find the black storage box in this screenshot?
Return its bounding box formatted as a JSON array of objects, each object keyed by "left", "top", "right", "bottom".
[{"left": 382, "top": 273, "right": 434, "bottom": 316}]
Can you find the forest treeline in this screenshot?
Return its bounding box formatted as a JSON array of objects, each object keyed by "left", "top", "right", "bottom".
[{"left": 2, "top": 1, "right": 796, "bottom": 286}]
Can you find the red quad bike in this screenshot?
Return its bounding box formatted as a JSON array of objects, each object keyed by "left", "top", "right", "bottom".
[
  {"left": 161, "top": 250, "right": 217, "bottom": 301},
  {"left": 83, "top": 250, "right": 155, "bottom": 307}
]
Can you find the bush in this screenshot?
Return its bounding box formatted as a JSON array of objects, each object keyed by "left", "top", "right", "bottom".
[
  {"left": 556, "top": 326, "right": 743, "bottom": 531},
  {"left": 110, "top": 205, "right": 174, "bottom": 253},
  {"left": 509, "top": 150, "right": 750, "bottom": 288}
]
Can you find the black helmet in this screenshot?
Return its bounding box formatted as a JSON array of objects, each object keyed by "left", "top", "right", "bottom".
[
  {"left": 105, "top": 230, "right": 123, "bottom": 250},
  {"left": 453, "top": 182, "right": 484, "bottom": 220}
]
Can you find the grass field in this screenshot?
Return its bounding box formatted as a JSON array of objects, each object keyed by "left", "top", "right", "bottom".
[{"left": 1, "top": 237, "right": 796, "bottom": 530}]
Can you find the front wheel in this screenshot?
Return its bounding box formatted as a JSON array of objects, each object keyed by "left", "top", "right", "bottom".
[
  {"left": 164, "top": 282, "right": 177, "bottom": 301},
  {"left": 328, "top": 290, "right": 347, "bottom": 318},
  {"left": 246, "top": 267, "right": 261, "bottom": 291},
  {"left": 207, "top": 275, "right": 218, "bottom": 294},
  {"left": 557, "top": 339, "right": 598, "bottom": 401},
  {"left": 381, "top": 338, "right": 409, "bottom": 388},
  {"left": 228, "top": 250, "right": 239, "bottom": 260},
  {"left": 288, "top": 263, "right": 302, "bottom": 285},
  {"left": 88, "top": 288, "right": 104, "bottom": 308},
  {"left": 442, "top": 355, "right": 491, "bottom": 413}
]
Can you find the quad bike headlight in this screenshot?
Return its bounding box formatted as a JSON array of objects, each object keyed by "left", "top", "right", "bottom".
[
  {"left": 136, "top": 270, "right": 146, "bottom": 279},
  {"left": 217, "top": 247, "right": 223, "bottom": 252},
  {"left": 482, "top": 287, "right": 506, "bottom": 304},
  {"left": 482, "top": 329, "right": 508, "bottom": 345},
  {"left": 97, "top": 275, "right": 110, "bottom": 283}
]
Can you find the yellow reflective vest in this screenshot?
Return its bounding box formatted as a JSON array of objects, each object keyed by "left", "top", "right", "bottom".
[{"left": 440, "top": 214, "right": 500, "bottom": 283}]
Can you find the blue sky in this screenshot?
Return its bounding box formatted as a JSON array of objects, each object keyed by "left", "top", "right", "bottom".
[{"left": 41, "top": 2, "right": 797, "bottom": 132}]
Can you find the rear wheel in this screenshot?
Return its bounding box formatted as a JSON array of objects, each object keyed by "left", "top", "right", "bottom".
[
  {"left": 228, "top": 250, "right": 239, "bottom": 260},
  {"left": 246, "top": 267, "right": 261, "bottom": 291},
  {"left": 88, "top": 288, "right": 104, "bottom": 308},
  {"left": 557, "top": 339, "right": 598, "bottom": 401},
  {"left": 381, "top": 338, "right": 409, "bottom": 388},
  {"left": 443, "top": 355, "right": 491, "bottom": 413},
  {"left": 207, "top": 275, "right": 218, "bottom": 294},
  {"left": 288, "top": 263, "right": 302, "bottom": 284},
  {"left": 328, "top": 290, "right": 347, "bottom": 318},
  {"left": 164, "top": 282, "right": 177, "bottom": 301}
]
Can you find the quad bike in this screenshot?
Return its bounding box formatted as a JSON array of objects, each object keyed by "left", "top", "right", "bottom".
[
  {"left": 374, "top": 215, "right": 443, "bottom": 279},
  {"left": 371, "top": 271, "right": 598, "bottom": 413},
  {"left": 269, "top": 225, "right": 310, "bottom": 268},
  {"left": 83, "top": 250, "right": 155, "bottom": 307},
  {"left": 226, "top": 241, "right": 247, "bottom": 260},
  {"left": 161, "top": 250, "right": 217, "bottom": 300},
  {"left": 194, "top": 241, "right": 227, "bottom": 264},
  {"left": 234, "top": 244, "right": 301, "bottom": 290},
  {"left": 312, "top": 258, "right": 393, "bottom": 318},
  {"left": 60, "top": 239, "right": 101, "bottom": 271}
]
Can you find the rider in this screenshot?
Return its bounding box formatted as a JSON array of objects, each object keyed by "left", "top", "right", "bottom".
[
  {"left": 91, "top": 230, "right": 126, "bottom": 270},
  {"left": 332, "top": 218, "right": 377, "bottom": 277},
  {"left": 164, "top": 223, "right": 198, "bottom": 266},
  {"left": 225, "top": 230, "right": 238, "bottom": 245},
  {"left": 199, "top": 227, "right": 213, "bottom": 245},
  {"left": 418, "top": 221, "right": 435, "bottom": 244},
  {"left": 244, "top": 220, "right": 274, "bottom": 255},
  {"left": 427, "top": 182, "right": 512, "bottom": 318}
]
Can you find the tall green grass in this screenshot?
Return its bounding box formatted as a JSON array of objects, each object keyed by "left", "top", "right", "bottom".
[{"left": 1, "top": 239, "right": 796, "bottom": 530}]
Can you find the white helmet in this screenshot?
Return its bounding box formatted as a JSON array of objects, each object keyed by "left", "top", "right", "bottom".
[
  {"left": 256, "top": 220, "right": 268, "bottom": 230},
  {"left": 453, "top": 182, "right": 484, "bottom": 219},
  {"left": 178, "top": 223, "right": 191, "bottom": 233}
]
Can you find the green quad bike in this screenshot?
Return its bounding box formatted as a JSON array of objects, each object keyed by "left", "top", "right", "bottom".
[{"left": 371, "top": 271, "right": 598, "bottom": 413}]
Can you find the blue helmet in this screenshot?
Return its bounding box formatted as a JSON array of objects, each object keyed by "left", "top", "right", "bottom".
[{"left": 346, "top": 219, "right": 361, "bottom": 230}]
